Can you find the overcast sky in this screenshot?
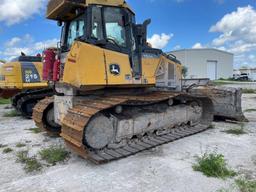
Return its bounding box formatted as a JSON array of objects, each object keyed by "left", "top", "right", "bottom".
[{"left": 0, "top": 0, "right": 255, "bottom": 69}]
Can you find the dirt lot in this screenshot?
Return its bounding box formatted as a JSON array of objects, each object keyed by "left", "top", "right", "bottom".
[{"left": 0, "top": 94, "right": 255, "bottom": 192}]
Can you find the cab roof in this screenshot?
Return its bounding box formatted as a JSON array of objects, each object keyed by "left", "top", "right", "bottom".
[{"left": 47, "top": 0, "right": 133, "bottom": 21}]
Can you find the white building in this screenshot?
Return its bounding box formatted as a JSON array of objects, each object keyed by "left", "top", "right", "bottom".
[{"left": 169, "top": 48, "right": 234, "bottom": 80}]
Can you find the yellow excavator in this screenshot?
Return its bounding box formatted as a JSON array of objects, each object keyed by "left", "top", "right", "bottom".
[
  {"left": 0, "top": 54, "right": 53, "bottom": 118},
  {"left": 33, "top": 0, "right": 214, "bottom": 163}
]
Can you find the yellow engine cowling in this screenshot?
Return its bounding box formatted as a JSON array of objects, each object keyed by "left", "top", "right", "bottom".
[
  {"left": 0, "top": 61, "right": 48, "bottom": 98},
  {"left": 62, "top": 41, "right": 182, "bottom": 90}
]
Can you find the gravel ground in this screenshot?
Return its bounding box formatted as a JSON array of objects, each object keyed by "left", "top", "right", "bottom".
[{"left": 0, "top": 94, "right": 255, "bottom": 192}]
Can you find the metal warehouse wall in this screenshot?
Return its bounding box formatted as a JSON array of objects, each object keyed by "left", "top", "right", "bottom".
[{"left": 169, "top": 49, "right": 234, "bottom": 80}]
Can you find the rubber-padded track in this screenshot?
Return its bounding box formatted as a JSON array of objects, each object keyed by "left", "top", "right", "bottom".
[{"left": 58, "top": 92, "right": 213, "bottom": 164}]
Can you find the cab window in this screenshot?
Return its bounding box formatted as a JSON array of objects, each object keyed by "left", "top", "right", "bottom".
[
  {"left": 91, "top": 7, "right": 104, "bottom": 40},
  {"left": 67, "top": 15, "right": 85, "bottom": 48},
  {"left": 104, "top": 8, "right": 127, "bottom": 47}
]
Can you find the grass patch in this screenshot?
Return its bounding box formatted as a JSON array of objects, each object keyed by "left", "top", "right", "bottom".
[
  {"left": 27, "top": 127, "right": 42, "bottom": 134},
  {"left": 16, "top": 150, "right": 29, "bottom": 163},
  {"left": 3, "top": 110, "right": 20, "bottom": 117},
  {"left": 223, "top": 127, "right": 246, "bottom": 135},
  {"left": 3, "top": 147, "right": 13, "bottom": 154},
  {"left": 24, "top": 157, "right": 42, "bottom": 173},
  {"left": 244, "top": 109, "right": 256, "bottom": 113},
  {"left": 0, "top": 98, "right": 11, "bottom": 105},
  {"left": 39, "top": 146, "right": 69, "bottom": 165},
  {"left": 242, "top": 89, "right": 256, "bottom": 94},
  {"left": 212, "top": 80, "right": 235, "bottom": 86},
  {"left": 16, "top": 150, "right": 42, "bottom": 173},
  {"left": 16, "top": 143, "right": 26, "bottom": 148},
  {"left": 193, "top": 153, "right": 236, "bottom": 179},
  {"left": 236, "top": 178, "right": 256, "bottom": 192},
  {"left": 223, "top": 123, "right": 246, "bottom": 135}
]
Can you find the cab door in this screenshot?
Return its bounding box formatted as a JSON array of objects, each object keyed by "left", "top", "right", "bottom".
[
  {"left": 102, "top": 7, "right": 134, "bottom": 85},
  {"left": 90, "top": 6, "right": 139, "bottom": 85}
]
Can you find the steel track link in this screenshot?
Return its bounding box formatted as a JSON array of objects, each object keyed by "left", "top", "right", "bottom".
[
  {"left": 60, "top": 92, "right": 213, "bottom": 164},
  {"left": 17, "top": 92, "right": 54, "bottom": 118},
  {"left": 33, "top": 96, "right": 60, "bottom": 135}
]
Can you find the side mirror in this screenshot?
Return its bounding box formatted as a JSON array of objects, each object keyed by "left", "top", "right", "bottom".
[{"left": 57, "top": 21, "right": 63, "bottom": 27}]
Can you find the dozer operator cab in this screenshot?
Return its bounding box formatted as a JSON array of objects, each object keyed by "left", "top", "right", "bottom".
[
  {"left": 44, "top": 0, "right": 181, "bottom": 89},
  {"left": 59, "top": 4, "right": 152, "bottom": 79}
]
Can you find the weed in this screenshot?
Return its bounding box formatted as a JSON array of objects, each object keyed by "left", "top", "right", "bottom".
[
  {"left": 3, "top": 110, "right": 20, "bottom": 117},
  {"left": 0, "top": 98, "right": 11, "bottom": 105},
  {"left": 3, "top": 147, "right": 13, "bottom": 154},
  {"left": 16, "top": 150, "right": 29, "bottom": 163},
  {"left": 39, "top": 146, "right": 69, "bottom": 165},
  {"left": 223, "top": 127, "right": 246, "bottom": 135},
  {"left": 223, "top": 124, "right": 246, "bottom": 135},
  {"left": 193, "top": 152, "right": 236, "bottom": 179},
  {"left": 27, "top": 127, "right": 42, "bottom": 134},
  {"left": 244, "top": 109, "right": 256, "bottom": 113},
  {"left": 236, "top": 178, "right": 256, "bottom": 192},
  {"left": 16, "top": 150, "right": 42, "bottom": 173},
  {"left": 24, "top": 157, "right": 42, "bottom": 173},
  {"left": 16, "top": 143, "right": 26, "bottom": 148}
]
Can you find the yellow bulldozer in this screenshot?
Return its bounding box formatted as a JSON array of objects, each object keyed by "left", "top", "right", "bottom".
[
  {"left": 33, "top": 0, "right": 244, "bottom": 163},
  {"left": 0, "top": 54, "right": 53, "bottom": 118}
]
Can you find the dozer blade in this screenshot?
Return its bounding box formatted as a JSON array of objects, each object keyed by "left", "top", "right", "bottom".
[
  {"left": 188, "top": 86, "right": 247, "bottom": 122},
  {"left": 59, "top": 92, "right": 213, "bottom": 164},
  {"left": 0, "top": 88, "right": 20, "bottom": 99}
]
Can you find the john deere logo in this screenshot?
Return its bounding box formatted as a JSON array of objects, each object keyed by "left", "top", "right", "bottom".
[{"left": 109, "top": 64, "right": 120, "bottom": 75}]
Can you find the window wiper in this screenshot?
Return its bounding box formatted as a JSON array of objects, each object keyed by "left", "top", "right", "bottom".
[{"left": 106, "top": 38, "right": 122, "bottom": 51}]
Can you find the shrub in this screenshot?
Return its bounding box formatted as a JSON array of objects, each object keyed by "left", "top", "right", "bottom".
[
  {"left": 193, "top": 153, "right": 236, "bottom": 179},
  {"left": 16, "top": 150, "right": 42, "bottom": 173},
  {"left": 3, "top": 147, "right": 13, "bottom": 154},
  {"left": 236, "top": 178, "right": 256, "bottom": 192},
  {"left": 39, "top": 146, "right": 69, "bottom": 165}
]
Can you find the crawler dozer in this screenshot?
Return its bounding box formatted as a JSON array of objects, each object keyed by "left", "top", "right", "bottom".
[
  {"left": 0, "top": 54, "right": 53, "bottom": 118},
  {"left": 33, "top": 0, "right": 215, "bottom": 163}
]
